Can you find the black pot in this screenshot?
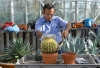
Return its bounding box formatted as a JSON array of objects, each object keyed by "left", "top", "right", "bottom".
[
  {"left": 35, "top": 49, "right": 42, "bottom": 61},
  {"left": 27, "top": 22, "right": 36, "bottom": 29}
]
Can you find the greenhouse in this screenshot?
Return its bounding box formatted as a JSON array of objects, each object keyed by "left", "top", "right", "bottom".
[
  {"left": 0, "top": 0, "right": 100, "bottom": 23},
  {"left": 0, "top": 0, "right": 100, "bottom": 68}
]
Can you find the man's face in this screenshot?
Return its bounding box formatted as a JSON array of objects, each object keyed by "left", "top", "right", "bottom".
[{"left": 42, "top": 8, "right": 54, "bottom": 21}]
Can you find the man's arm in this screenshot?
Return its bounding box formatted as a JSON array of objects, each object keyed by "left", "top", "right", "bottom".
[
  {"left": 65, "top": 22, "right": 71, "bottom": 32},
  {"left": 62, "top": 22, "right": 71, "bottom": 38},
  {"left": 35, "top": 20, "right": 43, "bottom": 38}
]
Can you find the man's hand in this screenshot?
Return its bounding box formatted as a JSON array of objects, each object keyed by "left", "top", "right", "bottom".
[
  {"left": 62, "top": 30, "right": 69, "bottom": 39},
  {"left": 62, "top": 22, "right": 71, "bottom": 39},
  {"left": 36, "top": 30, "right": 42, "bottom": 38}
]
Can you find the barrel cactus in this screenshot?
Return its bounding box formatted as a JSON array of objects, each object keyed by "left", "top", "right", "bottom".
[{"left": 41, "top": 37, "right": 58, "bottom": 54}]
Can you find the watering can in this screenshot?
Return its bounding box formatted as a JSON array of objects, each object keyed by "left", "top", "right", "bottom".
[{"left": 84, "top": 18, "right": 93, "bottom": 27}]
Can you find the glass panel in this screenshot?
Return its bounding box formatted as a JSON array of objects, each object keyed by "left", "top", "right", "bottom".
[
  {"left": 1, "top": 0, "right": 100, "bottom": 24},
  {"left": 65, "top": 2, "right": 75, "bottom": 22},
  {"left": 14, "top": 14, "right": 25, "bottom": 24},
  {"left": 0, "top": 0, "right": 11, "bottom": 23},
  {"left": 78, "top": 2, "right": 85, "bottom": 21},
  {"left": 16, "top": 0, "right": 26, "bottom": 13},
  {"left": 42, "top": 0, "right": 54, "bottom": 4},
  {"left": 7, "top": 13, "right": 11, "bottom": 22},
  {"left": 27, "top": 0, "right": 40, "bottom": 23},
  {"left": 95, "top": 3, "right": 100, "bottom": 24},
  {"left": 0, "top": 13, "right": 6, "bottom": 23},
  {"left": 86, "top": 2, "right": 96, "bottom": 19},
  {"left": 14, "top": 14, "right": 19, "bottom": 24},
  {"left": 28, "top": 13, "right": 39, "bottom": 23},
  {"left": 14, "top": 0, "right": 26, "bottom": 24},
  {"left": 54, "top": 1, "right": 64, "bottom": 19},
  {"left": 14, "top": 0, "right": 40, "bottom": 24}
]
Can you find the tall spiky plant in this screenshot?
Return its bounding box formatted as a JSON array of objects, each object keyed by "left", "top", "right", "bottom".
[
  {"left": 84, "top": 28, "right": 100, "bottom": 55},
  {"left": 0, "top": 38, "right": 33, "bottom": 63},
  {"left": 60, "top": 32, "right": 86, "bottom": 54}
]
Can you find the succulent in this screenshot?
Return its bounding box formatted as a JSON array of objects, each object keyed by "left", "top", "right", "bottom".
[
  {"left": 0, "top": 38, "right": 33, "bottom": 63},
  {"left": 84, "top": 28, "right": 100, "bottom": 55},
  {"left": 41, "top": 37, "right": 58, "bottom": 54},
  {"left": 60, "top": 33, "right": 86, "bottom": 54}
]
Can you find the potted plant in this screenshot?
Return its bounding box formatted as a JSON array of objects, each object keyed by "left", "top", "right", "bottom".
[
  {"left": 0, "top": 38, "right": 33, "bottom": 68},
  {"left": 60, "top": 33, "right": 86, "bottom": 64},
  {"left": 40, "top": 34, "right": 58, "bottom": 64}
]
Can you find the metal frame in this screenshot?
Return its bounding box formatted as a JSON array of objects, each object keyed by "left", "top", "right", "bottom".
[
  {"left": 75, "top": 1, "right": 78, "bottom": 22},
  {"left": 52, "top": 0, "right": 100, "bottom": 2},
  {"left": 11, "top": 0, "right": 14, "bottom": 23},
  {"left": 10, "top": 0, "right": 100, "bottom": 24},
  {"left": 25, "top": 0, "right": 28, "bottom": 24}
]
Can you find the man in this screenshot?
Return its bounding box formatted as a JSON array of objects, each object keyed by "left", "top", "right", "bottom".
[{"left": 35, "top": 3, "right": 71, "bottom": 44}]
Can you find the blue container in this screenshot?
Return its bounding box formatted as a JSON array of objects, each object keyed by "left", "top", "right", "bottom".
[{"left": 84, "top": 18, "right": 93, "bottom": 27}]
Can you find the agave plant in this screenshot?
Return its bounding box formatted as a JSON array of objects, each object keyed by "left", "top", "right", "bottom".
[
  {"left": 0, "top": 38, "right": 33, "bottom": 63},
  {"left": 84, "top": 28, "right": 100, "bottom": 55},
  {"left": 60, "top": 33, "right": 86, "bottom": 54},
  {"left": 60, "top": 33, "right": 86, "bottom": 64}
]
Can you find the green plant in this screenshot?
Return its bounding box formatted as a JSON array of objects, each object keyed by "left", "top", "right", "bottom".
[
  {"left": 84, "top": 29, "right": 100, "bottom": 55},
  {"left": 0, "top": 38, "right": 33, "bottom": 63},
  {"left": 61, "top": 33, "right": 86, "bottom": 54},
  {"left": 41, "top": 37, "right": 58, "bottom": 54}
]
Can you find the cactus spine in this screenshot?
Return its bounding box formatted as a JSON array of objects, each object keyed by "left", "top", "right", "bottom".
[{"left": 41, "top": 37, "right": 58, "bottom": 54}]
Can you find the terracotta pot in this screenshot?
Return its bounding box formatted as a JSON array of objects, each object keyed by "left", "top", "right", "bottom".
[
  {"left": 18, "top": 24, "right": 28, "bottom": 30},
  {"left": 42, "top": 53, "right": 58, "bottom": 64},
  {"left": 62, "top": 52, "right": 76, "bottom": 64},
  {"left": 23, "top": 26, "right": 28, "bottom": 30},
  {"left": 0, "top": 63, "right": 15, "bottom": 68}
]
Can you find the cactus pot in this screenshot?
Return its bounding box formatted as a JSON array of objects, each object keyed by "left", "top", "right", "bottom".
[
  {"left": 62, "top": 52, "right": 76, "bottom": 64},
  {"left": 42, "top": 53, "right": 58, "bottom": 64}
]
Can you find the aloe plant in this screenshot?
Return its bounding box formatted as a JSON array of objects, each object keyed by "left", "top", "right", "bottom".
[
  {"left": 0, "top": 38, "right": 33, "bottom": 63},
  {"left": 61, "top": 33, "right": 86, "bottom": 54}
]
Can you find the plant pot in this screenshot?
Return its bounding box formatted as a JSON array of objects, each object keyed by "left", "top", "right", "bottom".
[
  {"left": 0, "top": 63, "right": 15, "bottom": 68},
  {"left": 35, "top": 49, "right": 42, "bottom": 61},
  {"left": 62, "top": 52, "right": 76, "bottom": 64},
  {"left": 42, "top": 53, "right": 58, "bottom": 64}
]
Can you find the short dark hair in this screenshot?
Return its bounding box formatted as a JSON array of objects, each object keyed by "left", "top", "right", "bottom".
[{"left": 43, "top": 3, "right": 54, "bottom": 10}]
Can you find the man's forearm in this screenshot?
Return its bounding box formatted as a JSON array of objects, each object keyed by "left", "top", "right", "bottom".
[{"left": 65, "top": 22, "right": 71, "bottom": 32}]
